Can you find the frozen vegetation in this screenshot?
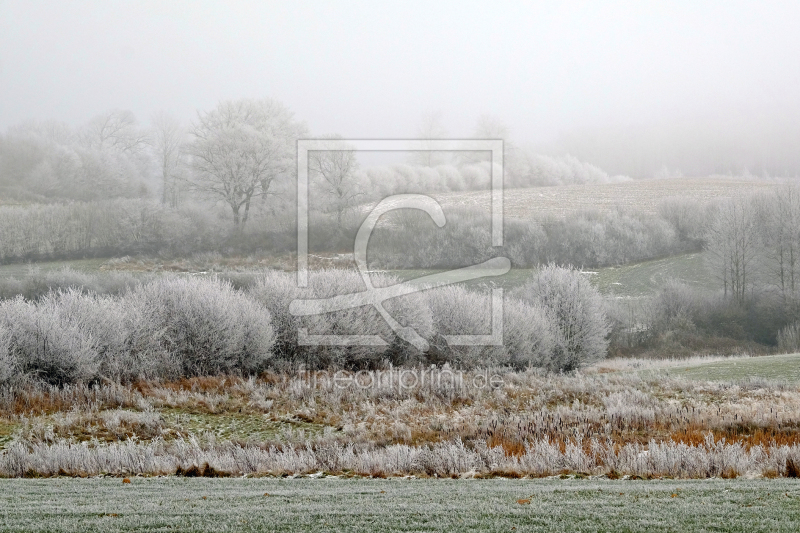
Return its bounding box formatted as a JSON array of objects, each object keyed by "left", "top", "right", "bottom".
[
  {"left": 0, "top": 267, "right": 609, "bottom": 385},
  {"left": 1, "top": 477, "right": 799, "bottom": 532},
  {"left": 0, "top": 361, "right": 799, "bottom": 479}
]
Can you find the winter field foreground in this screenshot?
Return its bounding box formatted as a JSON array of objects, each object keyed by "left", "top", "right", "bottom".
[
  {"left": 0, "top": 477, "right": 798, "bottom": 532},
  {"left": 1, "top": 355, "right": 800, "bottom": 479}
]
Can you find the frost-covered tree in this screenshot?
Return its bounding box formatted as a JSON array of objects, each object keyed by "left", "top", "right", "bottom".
[
  {"left": 704, "top": 195, "right": 761, "bottom": 303},
  {"left": 764, "top": 186, "right": 800, "bottom": 311},
  {"left": 80, "top": 109, "right": 150, "bottom": 154},
  {"left": 512, "top": 264, "right": 610, "bottom": 371},
  {"left": 78, "top": 110, "right": 152, "bottom": 199},
  {"left": 409, "top": 111, "right": 449, "bottom": 167},
  {"left": 188, "top": 98, "right": 306, "bottom": 228},
  {"left": 308, "top": 135, "right": 362, "bottom": 227},
  {"left": 151, "top": 111, "right": 187, "bottom": 207},
  {"left": 459, "top": 114, "right": 510, "bottom": 167},
  {"left": 0, "top": 115, "right": 151, "bottom": 201}
]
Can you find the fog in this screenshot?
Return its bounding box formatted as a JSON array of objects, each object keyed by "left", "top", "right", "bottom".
[
  {"left": 2, "top": 0, "right": 799, "bottom": 177},
  {"left": 6, "top": 2, "right": 800, "bottom": 492}
]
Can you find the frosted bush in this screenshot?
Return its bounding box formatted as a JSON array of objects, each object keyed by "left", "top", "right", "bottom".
[
  {"left": 0, "top": 294, "right": 99, "bottom": 385},
  {"left": 513, "top": 264, "right": 610, "bottom": 371},
  {"left": 250, "top": 269, "right": 433, "bottom": 369},
  {"left": 423, "top": 285, "right": 495, "bottom": 367},
  {"left": 249, "top": 270, "right": 304, "bottom": 363},
  {"left": 424, "top": 285, "right": 554, "bottom": 369},
  {"left": 125, "top": 276, "right": 275, "bottom": 377},
  {"left": 778, "top": 321, "right": 800, "bottom": 353},
  {"left": 502, "top": 297, "right": 555, "bottom": 369},
  {"left": 0, "top": 276, "right": 277, "bottom": 384},
  {"left": 48, "top": 288, "right": 144, "bottom": 382},
  {"left": 0, "top": 324, "right": 14, "bottom": 385}
]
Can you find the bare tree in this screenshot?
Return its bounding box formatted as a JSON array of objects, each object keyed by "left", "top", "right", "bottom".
[
  {"left": 460, "top": 114, "right": 512, "bottom": 167},
  {"left": 76, "top": 110, "right": 152, "bottom": 199},
  {"left": 705, "top": 195, "right": 761, "bottom": 303},
  {"left": 409, "top": 111, "right": 449, "bottom": 167},
  {"left": 151, "top": 112, "right": 186, "bottom": 207},
  {"left": 80, "top": 110, "right": 149, "bottom": 154},
  {"left": 308, "top": 135, "right": 362, "bottom": 227},
  {"left": 187, "top": 98, "right": 306, "bottom": 229},
  {"left": 474, "top": 114, "right": 510, "bottom": 141},
  {"left": 764, "top": 185, "right": 800, "bottom": 313}
]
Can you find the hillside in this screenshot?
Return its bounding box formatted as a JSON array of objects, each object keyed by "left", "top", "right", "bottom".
[
  {"left": 592, "top": 252, "right": 715, "bottom": 297},
  {"left": 430, "top": 177, "right": 780, "bottom": 218}
]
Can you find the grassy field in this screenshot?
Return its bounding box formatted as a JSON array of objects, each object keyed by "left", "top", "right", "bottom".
[
  {"left": 0, "top": 251, "right": 718, "bottom": 298},
  {"left": 0, "top": 258, "right": 109, "bottom": 279},
  {"left": 0, "top": 478, "right": 798, "bottom": 532},
  {"left": 391, "top": 252, "right": 716, "bottom": 296},
  {"left": 389, "top": 266, "right": 532, "bottom": 291},
  {"left": 592, "top": 252, "right": 715, "bottom": 297},
  {"left": 651, "top": 353, "right": 800, "bottom": 384},
  {"left": 432, "top": 177, "right": 780, "bottom": 219}
]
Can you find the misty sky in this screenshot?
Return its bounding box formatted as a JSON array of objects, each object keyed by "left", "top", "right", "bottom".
[{"left": 2, "top": 0, "right": 799, "bottom": 174}]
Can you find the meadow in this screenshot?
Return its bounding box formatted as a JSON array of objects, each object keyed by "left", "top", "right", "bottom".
[
  {"left": 591, "top": 252, "right": 713, "bottom": 298},
  {"left": 0, "top": 477, "right": 798, "bottom": 532},
  {"left": 0, "top": 178, "right": 797, "bottom": 484},
  {"left": 432, "top": 177, "right": 779, "bottom": 219},
  {"left": 0, "top": 250, "right": 714, "bottom": 297},
  {"left": 1, "top": 355, "right": 800, "bottom": 479},
  {"left": 651, "top": 353, "right": 800, "bottom": 383}
]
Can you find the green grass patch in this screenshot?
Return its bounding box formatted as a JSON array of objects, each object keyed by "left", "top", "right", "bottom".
[
  {"left": 391, "top": 252, "right": 717, "bottom": 297},
  {"left": 0, "top": 478, "right": 797, "bottom": 532},
  {"left": 389, "top": 267, "right": 535, "bottom": 291},
  {"left": 650, "top": 353, "right": 800, "bottom": 383},
  {"left": 159, "top": 408, "right": 328, "bottom": 442},
  {"left": 593, "top": 252, "right": 715, "bottom": 297},
  {"left": 0, "top": 258, "right": 109, "bottom": 279},
  {"left": 0, "top": 251, "right": 720, "bottom": 299},
  {"left": 0, "top": 419, "right": 18, "bottom": 450}
]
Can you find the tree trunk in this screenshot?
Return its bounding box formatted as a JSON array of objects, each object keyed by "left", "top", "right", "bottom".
[
  {"left": 242, "top": 196, "right": 252, "bottom": 229},
  {"left": 232, "top": 204, "right": 241, "bottom": 227},
  {"left": 161, "top": 159, "right": 168, "bottom": 205}
]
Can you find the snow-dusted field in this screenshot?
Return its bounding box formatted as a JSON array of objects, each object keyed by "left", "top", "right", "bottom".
[
  {"left": 431, "top": 177, "right": 779, "bottom": 219},
  {"left": 0, "top": 477, "right": 798, "bottom": 532}
]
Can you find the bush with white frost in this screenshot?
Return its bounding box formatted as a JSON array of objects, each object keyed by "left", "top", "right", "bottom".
[
  {"left": 512, "top": 264, "right": 610, "bottom": 371},
  {"left": 0, "top": 266, "right": 618, "bottom": 383},
  {"left": 0, "top": 294, "right": 99, "bottom": 385},
  {"left": 502, "top": 298, "right": 556, "bottom": 369},
  {"left": 250, "top": 269, "right": 433, "bottom": 369},
  {"left": 127, "top": 277, "right": 275, "bottom": 377},
  {"left": 424, "top": 285, "right": 554, "bottom": 369},
  {"left": 424, "top": 285, "right": 495, "bottom": 367},
  {"left": 0, "top": 324, "right": 14, "bottom": 386},
  {"left": 778, "top": 321, "right": 800, "bottom": 353}
]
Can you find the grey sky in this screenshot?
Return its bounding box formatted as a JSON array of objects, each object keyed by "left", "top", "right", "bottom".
[{"left": 1, "top": 0, "right": 798, "bottom": 151}]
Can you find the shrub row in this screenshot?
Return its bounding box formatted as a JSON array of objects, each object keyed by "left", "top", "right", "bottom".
[
  {"left": 0, "top": 266, "right": 609, "bottom": 385},
  {"left": 608, "top": 280, "right": 795, "bottom": 357},
  {"left": 363, "top": 206, "right": 688, "bottom": 269},
  {"left": 0, "top": 199, "right": 295, "bottom": 263},
  {"left": 0, "top": 198, "right": 691, "bottom": 270},
  {"left": 0, "top": 277, "right": 275, "bottom": 385}
]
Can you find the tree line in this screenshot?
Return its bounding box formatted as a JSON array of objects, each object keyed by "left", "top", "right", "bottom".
[
  {"left": 0, "top": 198, "right": 694, "bottom": 269},
  {"left": 607, "top": 185, "right": 800, "bottom": 356},
  {"left": 0, "top": 99, "right": 631, "bottom": 233}
]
